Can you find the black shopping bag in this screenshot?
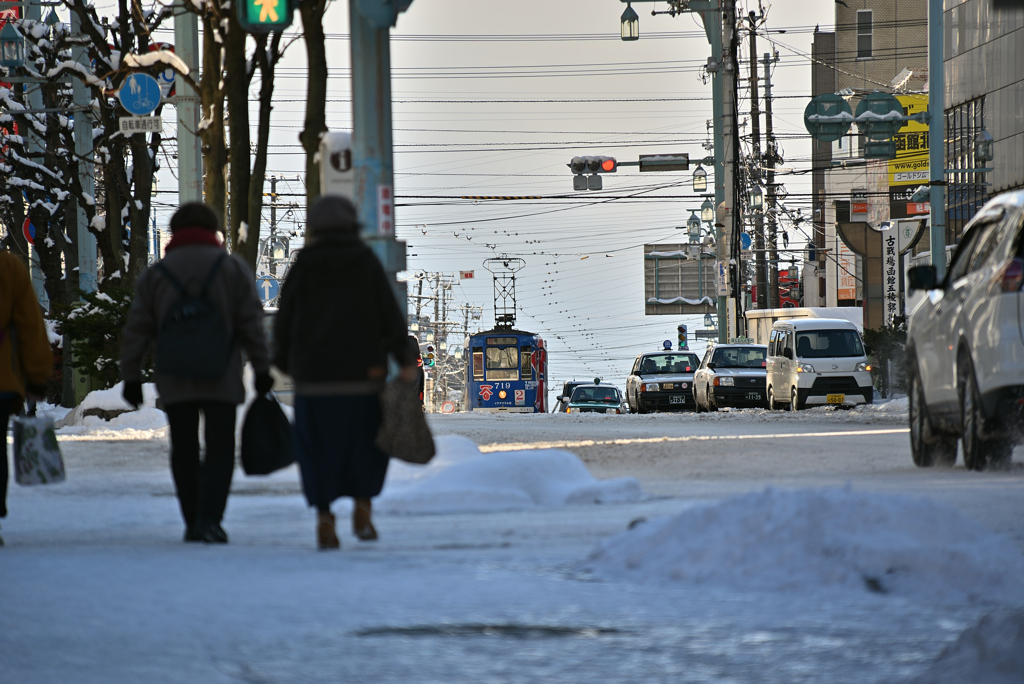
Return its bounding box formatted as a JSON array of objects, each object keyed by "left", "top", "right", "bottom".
[
  {"left": 241, "top": 394, "right": 295, "bottom": 475},
  {"left": 376, "top": 379, "right": 435, "bottom": 465}
]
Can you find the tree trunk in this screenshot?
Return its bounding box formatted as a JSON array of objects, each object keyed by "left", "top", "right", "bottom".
[
  {"left": 299, "top": 0, "right": 328, "bottom": 209},
  {"left": 200, "top": 11, "right": 227, "bottom": 229},
  {"left": 224, "top": 9, "right": 252, "bottom": 265}
]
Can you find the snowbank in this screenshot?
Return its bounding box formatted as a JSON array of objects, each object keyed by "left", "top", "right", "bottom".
[
  {"left": 378, "top": 435, "right": 644, "bottom": 514},
  {"left": 891, "top": 609, "right": 1024, "bottom": 684},
  {"left": 57, "top": 381, "right": 163, "bottom": 429},
  {"left": 582, "top": 486, "right": 1024, "bottom": 603}
]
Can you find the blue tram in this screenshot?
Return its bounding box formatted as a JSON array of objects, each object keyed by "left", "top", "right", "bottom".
[{"left": 466, "top": 329, "right": 548, "bottom": 413}]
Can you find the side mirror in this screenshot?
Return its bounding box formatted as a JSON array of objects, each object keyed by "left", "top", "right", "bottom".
[
  {"left": 555, "top": 396, "right": 563, "bottom": 402},
  {"left": 706, "top": 362, "right": 715, "bottom": 370},
  {"left": 864, "top": 345, "right": 873, "bottom": 356},
  {"left": 783, "top": 348, "right": 794, "bottom": 360},
  {"left": 907, "top": 265, "right": 939, "bottom": 291}
]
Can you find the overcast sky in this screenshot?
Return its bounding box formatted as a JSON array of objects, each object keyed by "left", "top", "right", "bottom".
[{"left": 153, "top": 0, "right": 836, "bottom": 390}]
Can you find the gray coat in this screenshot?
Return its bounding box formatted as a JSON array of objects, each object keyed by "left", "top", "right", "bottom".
[{"left": 120, "top": 244, "right": 270, "bottom": 406}]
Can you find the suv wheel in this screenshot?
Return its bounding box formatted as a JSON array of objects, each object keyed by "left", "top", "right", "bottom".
[
  {"left": 908, "top": 370, "right": 956, "bottom": 467},
  {"left": 958, "top": 352, "right": 1010, "bottom": 471}
]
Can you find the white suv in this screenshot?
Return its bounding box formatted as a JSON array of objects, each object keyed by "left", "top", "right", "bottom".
[{"left": 906, "top": 190, "right": 1024, "bottom": 470}]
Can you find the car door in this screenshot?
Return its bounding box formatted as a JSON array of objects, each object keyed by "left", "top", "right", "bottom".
[
  {"left": 766, "top": 329, "right": 779, "bottom": 391},
  {"left": 626, "top": 357, "right": 641, "bottom": 409},
  {"left": 695, "top": 348, "right": 712, "bottom": 405}
]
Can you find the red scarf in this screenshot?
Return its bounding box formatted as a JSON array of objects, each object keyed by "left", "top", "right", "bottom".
[{"left": 164, "top": 227, "right": 224, "bottom": 254}]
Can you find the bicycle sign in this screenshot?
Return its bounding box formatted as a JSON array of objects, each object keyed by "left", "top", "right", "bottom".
[{"left": 118, "top": 73, "right": 161, "bottom": 116}]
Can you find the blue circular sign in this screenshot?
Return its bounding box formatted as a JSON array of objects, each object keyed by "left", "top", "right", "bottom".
[
  {"left": 740, "top": 232, "right": 752, "bottom": 250},
  {"left": 256, "top": 277, "right": 280, "bottom": 303},
  {"left": 118, "top": 73, "right": 162, "bottom": 116}
]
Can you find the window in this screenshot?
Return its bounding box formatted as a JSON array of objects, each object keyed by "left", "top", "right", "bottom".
[
  {"left": 472, "top": 348, "right": 484, "bottom": 381},
  {"left": 857, "top": 10, "right": 872, "bottom": 58},
  {"left": 639, "top": 353, "right": 700, "bottom": 374},
  {"left": 795, "top": 330, "right": 865, "bottom": 359},
  {"left": 712, "top": 346, "right": 767, "bottom": 368},
  {"left": 768, "top": 331, "right": 779, "bottom": 357},
  {"left": 946, "top": 98, "right": 987, "bottom": 241},
  {"left": 570, "top": 386, "right": 620, "bottom": 403},
  {"left": 520, "top": 346, "right": 533, "bottom": 380},
  {"left": 485, "top": 346, "right": 519, "bottom": 380}
]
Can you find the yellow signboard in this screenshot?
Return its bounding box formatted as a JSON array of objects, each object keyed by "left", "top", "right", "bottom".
[{"left": 888, "top": 95, "right": 929, "bottom": 195}]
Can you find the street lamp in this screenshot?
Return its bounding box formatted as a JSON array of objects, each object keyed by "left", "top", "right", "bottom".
[
  {"left": 701, "top": 197, "right": 715, "bottom": 223},
  {"left": 0, "top": 22, "right": 25, "bottom": 69},
  {"left": 749, "top": 185, "right": 763, "bottom": 211},
  {"left": 687, "top": 211, "right": 702, "bottom": 242},
  {"left": 692, "top": 164, "right": 707, "bottom": 193},
  {"left": 975, "top": 128, "right": 994, "bottom": 163},
  {"left": 620, "top": 3, "right": 639, "bottom": 41}
]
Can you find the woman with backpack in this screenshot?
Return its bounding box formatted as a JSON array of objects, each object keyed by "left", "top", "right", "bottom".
[
  {"left": 120, "top": 203, "right": 272, "bottom": 544},
  {"left": 273, "top": 195, "right": 416, "bottom": 550}
]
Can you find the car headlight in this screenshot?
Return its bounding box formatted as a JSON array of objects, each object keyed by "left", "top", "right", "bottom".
[
  {"left": 856, "top": 362, "right": 872, "bottom": 372},
  {"left": 642, "top": 382, "right": 660, "bottom": 392},
  {"left": 713, "top": 376, "right": 735, "bottom": 387},
  {"left": 796, "top": 363, "right": 815, "bottom": 373},
  {"left": 569, "top": 407, "right": 580, "bottom": 413},
  {"left": 605, "top": 408, "right": 618, "bottom": 414}
]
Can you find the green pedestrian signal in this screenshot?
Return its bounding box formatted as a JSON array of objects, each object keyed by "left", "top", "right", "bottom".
[{"left": 238, "top": 0, "right": 294, "bottom": 33}]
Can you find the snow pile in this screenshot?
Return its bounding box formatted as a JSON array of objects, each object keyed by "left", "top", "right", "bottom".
[
  {"left": 891, "top": 609, "right": 1024, "bottom": 684},
  {"left": 57, "top": 382, "right": 166, "bottom": 430},
  {"left": 378, "top": 435, "right": 644, "bottom": 514},
  {"left": 857, "top": 396, "right": 909, "bottom": 414},
  {"left": 583, "top": 487, "right": 1024, "bottom": 602}
]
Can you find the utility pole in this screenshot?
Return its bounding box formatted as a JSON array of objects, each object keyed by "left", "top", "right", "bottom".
[
  {"left": 724, "top": 0, "right": 741, "bottom": 339},
  {"left": 70, "top": 8, "right": 97, "bottom": 294},
  {"left": 174, "top": 0, "right": 202, "bottom": 204},
  {"left": 748, "top": 14, "right": 766, "bottom": 310},
  {"left": 763, "top": 52, "right": 779, "bottom": 309},
  {"left": 432, "top": 275, "right": 441, "bottom": 411},
  {"left": 268, "top": 175, "right": 277, "bottom": 277},
  {"left": 928, "top": 0, "right": 946, "bottom": 278}
]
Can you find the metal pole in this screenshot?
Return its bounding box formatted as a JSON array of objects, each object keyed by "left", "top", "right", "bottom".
[
  {"left": 69, "top": 9, "right": 97, "bottom": 293},
  {"left": 174, "top": 1, "right": 202, "bottom": 204},
  {"left": 269, "top": 175, "right": 277, "bottom": 278},
  {"left": 763, "top": 53, "right": 779, "bottom": 309},
  {"left": 350, "top": 3, "right": 406, "bottom": 308},
  {"left": 928, "top": 0, "right": 946, "bottom": 277},
  {"left": 724, "top": 0, "right": 740, "bottom": 339},
  {"left": 748, "top": 19, "right": 767, "bottom": 311}
]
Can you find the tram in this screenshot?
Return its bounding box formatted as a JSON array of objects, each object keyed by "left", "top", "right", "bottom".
[{"left": 466, "top": 330, "right": 548, "bottom": 413}]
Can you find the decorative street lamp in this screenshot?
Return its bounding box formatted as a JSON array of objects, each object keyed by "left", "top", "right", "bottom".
[
  {"left": 701, "top": 197, "right": 715, "bottom": 223},
  {"left": 0, "top": 22, "right": 26, "bottom": 69},
  {"left": 687, "top": 211, "right": 702, "bottom": 243},
  {"left": 620, "top": 3, "right": 639, "bottom": 41},
  {"left": 749, "top": 185, "right": 763, "bottom": 211},
  {"left": 692, "top": 164, "right": 707, "bottom": 193},
  {"left": 975, "top": 128, "right": 994, "bottom": 163}
]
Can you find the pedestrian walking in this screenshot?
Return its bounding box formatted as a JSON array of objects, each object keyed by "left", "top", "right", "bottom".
[
  {"left": 120, "top": 203, "right": 272, "bottom": 544},
  {"left": 274, "top": 195, "right": 415, "bottom": 550},
  {"left": 0, "top": 250, "right": 53, "bottom": 545}
]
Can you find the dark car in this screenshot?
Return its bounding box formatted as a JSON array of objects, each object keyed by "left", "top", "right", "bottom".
[
  {"left": 625, "top": 351, "right": 701, "bottom": 413},
  {"left": 692, "top": 343, "right": 769, "bottom": 411},
  {"left": 564, "top": 383, "right": 626, "bottom": 414},
  {"left": 553, "top": 380, "right": 588, "bottom": 413}
]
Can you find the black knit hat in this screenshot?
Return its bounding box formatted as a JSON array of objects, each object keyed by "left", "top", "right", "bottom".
[
  {"left": 307, "top": 194, "right": 360, "bottom": 239},
  {"left": 170, "top": 202, "right": 220, "bottom": 233}
]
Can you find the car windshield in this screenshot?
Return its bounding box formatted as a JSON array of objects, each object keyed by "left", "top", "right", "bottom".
[
  {"left": 639, "top": 354, "right": 699, "bottom": 374},
  {"left": 795, "top": 330, "right": 865, "bottom": 358},
  {"left": 570, "top": 386, "right": 620, "bottom": 403},
  {"left": 711, "top": 346, "right": 767, "bottom": 369}
]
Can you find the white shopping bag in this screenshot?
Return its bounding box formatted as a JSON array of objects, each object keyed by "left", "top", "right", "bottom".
[{"left": 13, "top": 402, "right": 65, "bottom": 485}]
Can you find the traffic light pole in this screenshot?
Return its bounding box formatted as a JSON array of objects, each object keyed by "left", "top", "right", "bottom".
[{"left": 927, "top": 0, "right": 946, "bottom": 278}]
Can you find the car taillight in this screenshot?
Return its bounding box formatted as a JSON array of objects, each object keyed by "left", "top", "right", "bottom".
[{"left": 998, "top": 257, "right": 1024, "bottom": 292}]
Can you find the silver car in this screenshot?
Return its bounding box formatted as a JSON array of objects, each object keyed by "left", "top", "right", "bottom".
[{"left": 906, "top": 190, "right": 1024, "bottom": 470}]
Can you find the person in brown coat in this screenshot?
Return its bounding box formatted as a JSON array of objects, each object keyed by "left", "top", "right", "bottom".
[
  {"left": 0, "top": 251, "right": 53, "bottom": 545},
  {"left": 120, "top": 203, "right": 272, "bottom": 544}
]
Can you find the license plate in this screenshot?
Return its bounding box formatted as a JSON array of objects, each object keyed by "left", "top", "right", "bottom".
[
  {"left": 827, "top": 393, "right": 845, "bottom": 404},
  {"left": 747, "top": 392, "right": 761, "bottom": 400},
  {"left": 669, "top": 395, "right": 685, "bottom": 404},
  {"left": 662, "top": 383, "right": 674, "bottom": 390}
]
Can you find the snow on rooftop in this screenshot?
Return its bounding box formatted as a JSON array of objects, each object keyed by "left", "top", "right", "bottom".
[{"left": 582, "top": 486, "right": 1024, "bottom": 603}]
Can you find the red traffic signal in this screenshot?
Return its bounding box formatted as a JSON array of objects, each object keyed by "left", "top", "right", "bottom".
[{"left": 600, "top": 158, "right": 617, "bottom": 172}]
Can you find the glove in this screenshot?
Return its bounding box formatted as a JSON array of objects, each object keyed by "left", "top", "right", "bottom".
[
  {"left": 254, "top": 371, "right": 274, "bottom": 395},
  {"left": 123, "top": 381, "right": 144, "bottom": 409},
  {"left": 25, "top": 383, "right": 47, "bottom": 401}
]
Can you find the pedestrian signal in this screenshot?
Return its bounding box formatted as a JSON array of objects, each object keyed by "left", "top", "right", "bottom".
[
  {"left": 425, "top": 345, "right": 435, "bottom": 367},
  {"left": 238, "top": 0, "right": 294, "bottom": 33}
]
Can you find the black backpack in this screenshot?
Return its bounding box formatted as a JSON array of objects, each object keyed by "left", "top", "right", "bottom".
[{"left": 154, "top": 254, "right": 232, "bottom": 380}]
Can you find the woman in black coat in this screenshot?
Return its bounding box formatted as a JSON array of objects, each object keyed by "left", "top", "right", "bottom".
[{"left": 274, "top": 195, "right": 415, "bottom": 549}]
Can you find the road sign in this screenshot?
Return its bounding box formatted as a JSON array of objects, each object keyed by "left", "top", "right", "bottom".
[
  {"left": 119, "top": 116, "right": 162, "bottom": 134},
  {"left": 740, "top": 232, "right": 752, "bottom": 250},
  {"left": 459, "top": 270, "right": 474, "bottom": 280},
  {"left": 639, "top": 153, "right": 689, "bottom": 172},
  {"left": 22, "top": 217, "right": 34, "bottom": 245},
  {"left": 149, "top": 42, "right": 176, "bottom": 97},
  {"left": 854, "top": 92, "right": 904, "bottom": 140},
  {"left": 256, "top": 277, "right": 280, "bottom": 302},
  {"left": 117, "top": 73, "right": 161, "bottom": 116},
  {"left": 440, "top": 400, "right": 455, "bottom": 414},
  {"left": 803, "top": 94, "right": 853, "bottom": 143}
]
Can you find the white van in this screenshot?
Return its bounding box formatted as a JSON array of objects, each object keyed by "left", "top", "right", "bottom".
[{"left": 765, "top": 318, "right": 873, "bottom": 410}]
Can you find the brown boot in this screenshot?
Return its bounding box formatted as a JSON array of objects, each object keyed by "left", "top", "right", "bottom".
[
  {"left": 317, "top": 511, "right": 340, "bottom": 550},
  {"left": 353, "top": 498, "right": 377, "bottom": 541}
]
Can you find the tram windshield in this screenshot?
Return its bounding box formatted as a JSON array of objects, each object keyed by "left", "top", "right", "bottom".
[{"left": 485, "top": 346, "right": 520, "bottom": 380}]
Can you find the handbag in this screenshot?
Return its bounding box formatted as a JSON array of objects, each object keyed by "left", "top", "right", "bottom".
[
  {"left": 376, "top": 378, "right": 435, "bottom": 464},
  {"left": 241, "top": 393, "right": 295, "bottom": 475},
  {"left": 13, "top": 401, "right": 66, "bottom": 485}
]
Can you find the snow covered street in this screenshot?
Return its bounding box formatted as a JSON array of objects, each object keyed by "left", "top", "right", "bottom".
[{"left": 2, "top": 405, "right": 1024, "bottom": 683}]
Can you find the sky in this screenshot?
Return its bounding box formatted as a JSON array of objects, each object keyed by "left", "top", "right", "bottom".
[{"left": 149, "top": 0, "right": 836, "bottom": 391}]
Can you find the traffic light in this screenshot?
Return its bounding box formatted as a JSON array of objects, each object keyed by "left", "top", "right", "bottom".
[
  {"left": 568, "top": 156, "right": 618, "bottom": 191},
  {"left": 238, "top": 0, "right": 294, "bottom": 33},
  {"left": 425, "top": 345, "right": 435, "bottom": 367},
  {"left": 677, "top": 324, "right": 688, "bottom": 350}
]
